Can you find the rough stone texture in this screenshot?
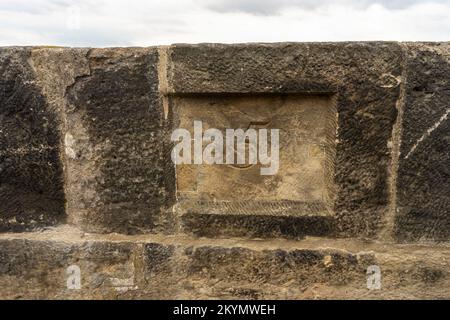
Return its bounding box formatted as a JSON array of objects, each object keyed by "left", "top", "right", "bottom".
[
  {"left": 395, "top": 43, "right": 450, "bottom": 242},
  {"left": 62, "top": 48, "right": 176, "bottom": 234},
  {"left": 0, "top": 47, "right": 66, "bottom": 231},
  {"left": 0, "top": 47, "right": 177, "bottom": 234},
  {"left": 169, "top": 43, "right": 403, "bottom": 239},
  {"left": 0, "top": 227, "right": 450, "bottom": 299},
  {"left": 0, "top": 235, "right": 136, "bottom": 299},
  {"left": 181, "top": 213, "right": 334, "bottom": 239},
  {"left": 0, "top": 43, "right": 449, "bottom": 299}
]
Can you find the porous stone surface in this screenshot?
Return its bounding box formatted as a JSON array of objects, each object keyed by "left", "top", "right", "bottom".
[
  {"left": 169, "top": 43, "right": 403, "bottom": 238},
  {"left": 0, "top": 47, "right": 66, "bottom": 231},
  {"left": 0, "top": 227, "right": 449, "bottom": 299},
  {"left": 0, "top": 42, "right": 449, "bottom": 299},
  {"left": 29, "top": 48, "right": 176, "bottom": 234},
  {"left": 181, "top": 213, "right": 334, "bottom": 239},
  {"left": 63, "top": 48, "right": 175, "bottom": 234},
  {"left": 394, "top": 43, "right": 450, "bottom": 242}
]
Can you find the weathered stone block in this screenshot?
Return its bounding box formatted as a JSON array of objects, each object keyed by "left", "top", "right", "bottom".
[
  {"left": 63, "top": 48, "right": 176, "bottom": 234},
  {"left": 0, "top": 237, "right": 137, "bottom": 299},
  {"left": 394, "top": 43, "right": 450, "bottom": 242},
  {"left": 168, "top": 43, "right": 403, "bottom": 239},
  {"left": 173, "top": 93, "right": 337, "bottom": 239},
  {"left": 0, "top": 47, "right": 66, "bottom": 231},
  {"left": 181, "top": 213, "right": 334, "bottom": 239}
]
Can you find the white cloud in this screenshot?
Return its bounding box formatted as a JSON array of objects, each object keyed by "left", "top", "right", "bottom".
[
  {"left": 202, "top": 0, "right": 450, "bottom": 15},
  {"left": 0, "top": 0, "right": 449, "bottom": 46}
]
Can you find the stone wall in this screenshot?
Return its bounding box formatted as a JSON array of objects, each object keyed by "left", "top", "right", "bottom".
[{"left": 0, "top": 42, "right": 449, "bottom": 299}]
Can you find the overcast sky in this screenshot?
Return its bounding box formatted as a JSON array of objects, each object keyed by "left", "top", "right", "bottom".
[{"left": 0, "top": 0, "right": 449, "bottom": 46}]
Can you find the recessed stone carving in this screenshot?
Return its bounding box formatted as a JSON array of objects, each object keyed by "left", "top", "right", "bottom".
[{"left": 172, "top": 94, "right": 337, "bottom": 216}]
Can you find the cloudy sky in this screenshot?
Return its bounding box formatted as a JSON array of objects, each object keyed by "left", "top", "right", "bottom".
[{"left": 0, "top": 0, "right": 449, "bottom": 46}]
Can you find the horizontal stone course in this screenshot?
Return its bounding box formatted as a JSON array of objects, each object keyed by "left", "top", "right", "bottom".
[{"left": 0, "top": 227, "right": 449, "bottom": 299}]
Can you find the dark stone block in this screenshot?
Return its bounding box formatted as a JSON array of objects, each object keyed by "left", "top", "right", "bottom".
[
  {"left": 0, "top": 47, "right": 66, "bottom": 231},
  {"left": 181, "top": 213, "right": 334, "bottom": 239},
  {"left": 395, "top": 43, "right": 450, "bottom": 242},
  {"left": 169, "top": 43, "right": 404, "bottom": 238},
  {"left": 64, "top": 48, "right": 176, "bottom": 234},
  {"left": 143, "top": 243, "right": 175, "bottom": 275}
]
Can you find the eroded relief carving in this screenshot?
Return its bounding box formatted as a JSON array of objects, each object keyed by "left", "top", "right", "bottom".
[{"left": 172, "top": 94, "right": 337, "bottom": 216}]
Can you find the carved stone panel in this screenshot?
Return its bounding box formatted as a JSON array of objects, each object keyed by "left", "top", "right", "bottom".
[{"left": 172, "top": 94, "right": 337, "bottom": 217}]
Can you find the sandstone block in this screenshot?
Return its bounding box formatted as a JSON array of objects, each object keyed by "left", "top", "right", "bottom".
[
  {"left": 395, "top": 43, "right": 450, "bottom": 242},
  {"left": 0, "top": 47, "right": 66, "bottom": 231},
  {"left": 168, "top": 43, "right": 403, "bottom": 239},
  {"left": 62, "top": 48, "right": 176, "bottom": 234}
]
